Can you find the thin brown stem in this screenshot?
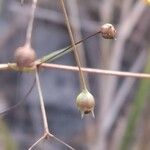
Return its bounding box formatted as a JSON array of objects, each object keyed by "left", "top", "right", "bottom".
[
  {"left": 2, "top": 63, "right": 150, "bottom": 79},
  {"left": 37, "top": 30, "right": 102, "bottom": 65},
  {"left": 51, "top": 134, "right": 76, "bottom": 150},
  {"left": 28, "top": 132, "right": 75, "bottom": 150},
  {"left": 64, "top": 30, "right": 101, "bottom": 53},
  {"left": 0, "top": 76, "right": 36, "bottom": 116},
  {"left": 25, "top": 0, "right": 37, "bottom": 46},
  {"left": 41, "top": 63, "right": 150, "bottom": 79},
  {"left": 28, "top": 135, "right": 45, "bottom": 150},
  {"left": 35, "top": 68, "right": 49, "bottom": 133},
  {"left": 60, "top": 0, "right": 87, "bottom": 91},
  {"left": 75, "top": 31, "right": 101, "bottom": 46}
]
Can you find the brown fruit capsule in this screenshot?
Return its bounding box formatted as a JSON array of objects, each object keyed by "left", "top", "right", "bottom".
[
  {"left": 100, "top": 23, "right": 116, "bottom": 39},
  {"left": 14, "top": 44, "right": 36, "bottom": 68},
  {"left": 76, "top": 90, "right": 95, "bottom": 118}
]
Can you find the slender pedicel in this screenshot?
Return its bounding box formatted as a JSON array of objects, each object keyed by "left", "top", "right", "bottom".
[
  {"left": 60, "top": 0, "right": 96, "bottom": 118},
  {"left": 60, "top": 0, "right": 87, "bottom": 90}
]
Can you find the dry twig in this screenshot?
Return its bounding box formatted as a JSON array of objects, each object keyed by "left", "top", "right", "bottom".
[
  {"left": 60, "top": 0, "right": 87, "bottom": 91},
  {"left": 1, "top": 63, "right": 150, "bottom": 79}
]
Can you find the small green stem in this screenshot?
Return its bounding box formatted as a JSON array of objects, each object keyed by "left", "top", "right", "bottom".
[{"left": 38, "top": 30, "right": 101, "bottom": 64}]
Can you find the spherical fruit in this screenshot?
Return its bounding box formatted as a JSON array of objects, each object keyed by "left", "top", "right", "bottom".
[
  {"left": 14, "top": 44, "right": 36, "bottom": 68},
  {"left": 76, "top": 90, "right": 95, "bottom": 118},
  {"left": 100, "top": 23, "right": 116, "bottom": 39}
]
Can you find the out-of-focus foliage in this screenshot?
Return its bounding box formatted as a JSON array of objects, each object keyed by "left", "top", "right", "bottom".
[
  {"left": 120, "top": 52, "right": 150, "bottom": 150},
  {"left": 0, "top": 119, "right": 17, "bottom": 150}
]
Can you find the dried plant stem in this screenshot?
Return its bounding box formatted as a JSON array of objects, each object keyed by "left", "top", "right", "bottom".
[
  {"left": 66, "top": 0, "right": 86, "bottom": 66},
  {"left": 50, "top": 134, "right": 76, "bottom": 150},
  {"left": 38, "top": 30, "right": 101, "bottom": 65},
  {"left": 28, "top": 135, "right": 45, "bottom": 150},
  {"left": 19, "top": 0, "right": 75, "bottom": 149},
  {"left": 35, "top": 69, "right": 49, "bottom": 133},
  {"left": 29, "top": 132, "right": 76, "bottom": 150},
  {"left": 0, "top": 76, "right": 36, "bottom": 116},
  {"left": 41, "top": 63, "right": 150, "bottom": 79},
  {"left": 1, "top": 63, "right": 150, "bottom": 79},
  {"left": 28, "top": 68, "right": 75, "bottom": 150},
  {"left": 25, "top": 0, "right": 37, "bottom": 46},
  {"left": 60, "top": 0, "right": 87, "bottom": 91}
]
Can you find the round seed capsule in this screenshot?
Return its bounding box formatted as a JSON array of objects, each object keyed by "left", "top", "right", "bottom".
[
  {"left": 76, "top": 90, "right": 95, "bottom": 118},
  {"left": 100, "top": 23, "right": 116, "bottom": 39},
  {"left": 14, "top": 44, "right": 36, "bottom": 68}
]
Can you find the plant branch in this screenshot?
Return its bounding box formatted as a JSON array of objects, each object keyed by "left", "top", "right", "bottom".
[
  {"left": 49, "top": 133, "right": 76, "bottom": 150},
  {"left": 0, "top": 76, "right": 36, "bottom": 116},
  {"left": 60, "top": 0, "right": 87, "bottom": 90},
  {"left": 28, "top": 135, "right": 45, "bottom": 150},
  {"left": 35, "top": 68, "right": 49, "bottom": 133},
  {"left": 1, "top": 63, "right": 150, "bottom": 79},
  {"left": 25, "top": 0, "right": 37, "bottom": 46},
  {"left": 28, "top": 70, "right": 76, "bottom": 149},
  {"left": 66, "top": 0, "right": 86, "bottom": 66},
  {"left": 38, "top": 30, "right": 101, "bottom": 65}
]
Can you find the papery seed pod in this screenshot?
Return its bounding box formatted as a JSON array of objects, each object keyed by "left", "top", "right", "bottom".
[
  {"left": 14, "top": 44, "right": 36, "bottom": 68},
  {"left": 76, "top": 90, "right": 95, "bottom": 118},
  {"left": 100, "top": 23, "right": 116, "bottom": 39}
]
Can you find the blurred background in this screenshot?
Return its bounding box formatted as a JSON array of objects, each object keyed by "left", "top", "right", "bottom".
[{"left": 0, "top": 0, "right": 150, "bottom": 150}]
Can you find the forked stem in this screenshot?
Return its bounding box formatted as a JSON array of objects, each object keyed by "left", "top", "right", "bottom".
[
  {"left": 51, "top": 134, "right": 76, "bottom": 150},
  {"left": 60, "top": 0, "right": 87, "bottom": 91},
  {"left": 23, "top": 0, "right": 76, "bottom": 149},
  {"left": 28, "top": 132, "right": 75, "bottom": 150},
  {"left": 28, "top": 71, "right": 76, "bottom": 149}
]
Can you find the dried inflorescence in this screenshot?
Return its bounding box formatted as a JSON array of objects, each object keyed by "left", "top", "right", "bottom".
[
  {"left": 100, "top": 23, "right": 116, "bottom": 39},
  {"left": 14, "top": 44, "right": 36, "bottom": 68}
]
